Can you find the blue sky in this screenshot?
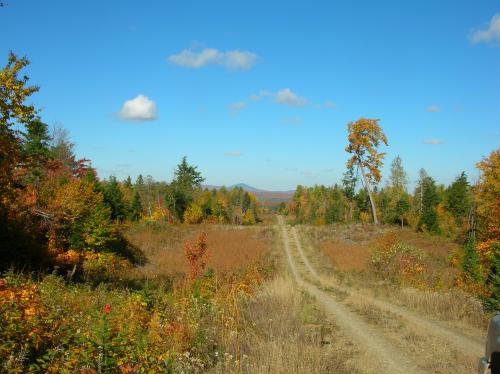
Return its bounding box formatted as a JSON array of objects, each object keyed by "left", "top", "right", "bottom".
[{"left": 2, "top": 0, "right": 499, "bottom": 190}]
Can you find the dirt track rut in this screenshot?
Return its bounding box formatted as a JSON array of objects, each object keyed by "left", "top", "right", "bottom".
[
  {"left": 279, "top": 217, "right": 425, "bottom": 374},
  {"left": 290, "top": 226, "right": 484, "bottom": 358}
]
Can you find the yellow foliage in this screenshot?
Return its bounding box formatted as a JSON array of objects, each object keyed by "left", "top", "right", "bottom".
[
  {"left": 242, "top": 209, "right": 256, "bottom": 225},
  {"left": 359, "top": 211, "right": 370, "bottom": 223},
  {"left": 183, "top": 203, "right": 203, "bottom": 224},
  {"left": 475, "top": 148, "right": 500, "bottom": 263}
]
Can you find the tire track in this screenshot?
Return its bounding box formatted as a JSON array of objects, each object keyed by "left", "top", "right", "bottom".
[
  {"left": 279, "top": 217, "right": 425, "bottom": 374},
  {"left": 292, "top": 224, "right": 484, "bottom": 357}
]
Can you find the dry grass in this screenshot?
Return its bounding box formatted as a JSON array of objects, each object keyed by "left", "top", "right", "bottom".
[
  {"left": 124, "top": 222, "right": 275, "bottom": 279},
  {"left": 380, "top": 287, "right": 487, "bottom": 329},
  {"left": 344, "top": 293, "right": 478, "bottom": 373},
  {"left": 320, "top": 241, "right": 369, "bottom": 271},
  {"left": 210, "top": 276, "right": 359, "bottom": 374}
]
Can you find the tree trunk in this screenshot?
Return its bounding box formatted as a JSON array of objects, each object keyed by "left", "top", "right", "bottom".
[
  {"left": 359, "top": 164, "right": 378, "bottom": 224},
  {"left": 401, "top": 215, "right": 403, "bottom": 229}
]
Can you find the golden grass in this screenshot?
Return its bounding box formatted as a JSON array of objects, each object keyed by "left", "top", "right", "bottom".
[
  {"left": 210, "top": 276, "right": 358, "bottom": 374},
  {"left": 320, "top": 241, "right": 369, "bottom": 271},
  {"left": 124, "top": 223, "right": 275, "bottom": 280}
]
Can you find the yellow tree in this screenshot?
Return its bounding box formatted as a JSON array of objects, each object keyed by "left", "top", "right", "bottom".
[
  {"left": 345, "top": 118, "right": 388, "bottom": 224},
  {"left": 0, "top": 52, "right": 39, "bottom": 205},
  {"left": 475, "top": 148, "right": 500, "bottom": 263}
]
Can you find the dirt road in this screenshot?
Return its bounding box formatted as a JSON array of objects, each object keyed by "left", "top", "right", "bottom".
[{"left": 278, "top": 216, "right": 483, "bottom": 373}]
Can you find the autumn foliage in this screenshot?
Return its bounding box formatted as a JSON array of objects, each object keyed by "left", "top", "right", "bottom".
[{"left": 184, "top": 232, "right": 209, "bottom": 280}]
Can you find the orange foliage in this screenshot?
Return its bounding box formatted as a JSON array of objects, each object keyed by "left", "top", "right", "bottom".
[{"left": 184, "top": 232, "right": 209, "bottom": 280}]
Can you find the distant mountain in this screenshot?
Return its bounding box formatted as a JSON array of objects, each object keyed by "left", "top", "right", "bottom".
[
  {"left": 202, "top": 183, "right": 294, "bottom": 205},
  {"left": 229, "top": 183, "right": 263, "bottom": 192}
]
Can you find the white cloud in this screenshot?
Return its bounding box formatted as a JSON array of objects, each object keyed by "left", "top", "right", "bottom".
[
  {"left": 275, "top": 88, "right": 307, "bottom": 107},
  {"left": 224, "top": 151, "right": 242, "bottom": 157},
  {"left": 424, "top": 139, "right": 444, "bottom": 145},
  {"left": 469, "top": 14, "right": 500, "bottom": 46},
  {"left": 168, "top": 48, "right": 257, "bottom": 70},
  {"left": 229, "top": 101, "right": 246, "bottom": 111},
  {"left": 426, "top": 105, "right": 441, "bottom": 113},
  {"left": 119, "top": 95, "right": 157, "bottom": 121}
]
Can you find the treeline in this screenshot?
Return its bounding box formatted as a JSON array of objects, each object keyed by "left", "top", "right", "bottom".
[
  {"left": 0, "top": 53, "right": 259, "bottom": 269},
  {"left": 288, "top": 157, "right": 473, "bottom": 237},
  {"left": 103, "top": 158, "right": 261, "bottom": 225}
]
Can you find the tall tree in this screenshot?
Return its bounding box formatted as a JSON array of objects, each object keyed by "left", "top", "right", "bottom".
[
  {"left": 165, "top": 157, "right": 205, "bottom": 221},
  {"left": 0, "top": 52, "right": 39, "bottom": 203},
  {"left": 23, "top": 118, "right": 52, "bottom": 185},
  {"left": 474, "top": 148, "right": 500, "bottom": 308},
  {"left": 129, "top": 190, "right": 142, "bottom": 221},
  {"left": 50, "top": 125, "right": 76, "bottom": 171},
  {"left": 444, "top": 172, "right": 471, "bottom": 224},
  {"left": 345, "top": 118, "right": 388, "bottom": 224},
  {"left": 102, "top": 176, "right": 127, "bottom": 221},
  {"left": 418, "top": 176, "right": 440, "bottom": 233},
  {"left": 389, "top": 156, "right": 408, "bottom": 192}
]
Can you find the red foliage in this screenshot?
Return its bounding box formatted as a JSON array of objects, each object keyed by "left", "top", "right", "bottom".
[
  {"left": 74, "top": 158, "right": 96, "bottom": 179},
  {"left": 184, "top": 232, "right": 209, "bottom": 280},
  {"left": 103, "top": 303, "right": 112, "bottom": 315}
]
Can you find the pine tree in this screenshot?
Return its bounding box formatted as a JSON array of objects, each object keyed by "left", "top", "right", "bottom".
[
  {"left": 130, "top": 190, "right": 142, "bottom": 221},
  {"left": 103, "top": 176, "right": 127, "bottom": 221},
  {"left": 462, "top": 235, "right": 483, "bottom": 283},
  {"left": 418, "top": 176, "right": 440, "bottom": 233},
  {"left": 22, "top": 118, "right": 52, "bottom": 185},
  {"left": 445, "top": 172, "right": 470, "bottom": 223}
]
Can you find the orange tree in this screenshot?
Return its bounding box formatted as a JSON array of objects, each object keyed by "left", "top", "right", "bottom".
[{"left": 345, "top": 118, "right": 388, "bottom": 224}]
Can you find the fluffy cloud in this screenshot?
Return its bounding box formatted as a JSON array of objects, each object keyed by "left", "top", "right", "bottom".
[
  {"left": 224, "top": 151, "right": 242, "bottom": 157},
  {"left": 426, "top": 105, "right": 441, "bottom": 113},
  {"left": 168, "top": 48, "right": 257, "bottom": 70},
  {"left": 469, "top": 14, "right": 500, "bottom": 46},
  {"left": 424, "top": 139, "right": 444, "bottom": 145},
  {"left": 229, "top": 101, "right": 246, "bottom": 111},
  {"left": 119, "top": 95, "right": 157, "bottom": 121},
  {"left": 275, "top": 88, "right": 307, "bottom": 107}
]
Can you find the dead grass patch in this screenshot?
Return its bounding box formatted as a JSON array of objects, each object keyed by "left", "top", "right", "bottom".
[
  {"left": 320, "top": 241, "right": 370, "bottom": 271},
  {"left": 210, "top": 276, "right": 359, "bottom": 374},
  {"left": 124, "top": 223, "right": 275, "bottom": 280}
]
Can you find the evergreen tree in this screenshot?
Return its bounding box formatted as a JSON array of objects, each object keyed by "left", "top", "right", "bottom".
[
  {"left": 395, "top": 194, "right": 410, "bottom": 228},
  {"left": 462, "top": 235, "right": 483, "bottom": 283},
  {"left": 135, "top": 174, "right": 144, "bottom": 187},
  {"left": 124, "top": 176, "right": 132, "bottom": 189},
  {"left": 22, "top": 118, "right": 52, "bottom": 184},
  {"left": 485, "top": 243, "right": 500, "bottom": 311},
  {"left": 445, "top": 172, "right": 471, "bottom": 223},
  {"left": 418, "top": 176, "right": 440, "bottom": 233},
  {"left": 130, "top": 190, "right": 142, "bottom": 221},
  {"left": 165, "top": 157, "right": 205, "bottom": 221},
  {"left": 103, "top": 176, "right": 127, "bottom": 221}
]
